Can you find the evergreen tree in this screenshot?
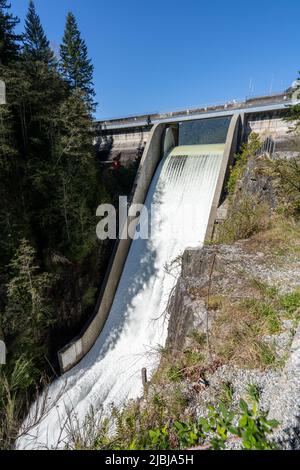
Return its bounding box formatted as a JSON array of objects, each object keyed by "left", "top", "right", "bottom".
[
  {"left": 0, "top": 4, "right": 116, "bottom": 441},
  {"left": 0, "top": 0, "right": 21, "bottom": 64},
  {"left": 52, "top": 89, "right": 98, "bottom": 258},
  {"left": 60, "top": 12, "right": 95, "bottom": 106},
  {"left": 284, "top": 74, "right": 300, "bottom": 132},
  {"left": 3, "top": 239, "right": 55, "bottom": 356},
  {"left": 23, "top": 0, "right": 55, "bottom": 66}
]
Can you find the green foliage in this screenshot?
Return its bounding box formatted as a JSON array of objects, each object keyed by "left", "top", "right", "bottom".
[
  {"left": 257, "top": 343, "right": 276, "bottom": 367},
  {"left": 217, "top": 127, "right": 300, "bottom": 246},
  {"left": 188, "top": 330, "right": 206, "bottom": 346},
  {"left": 173, "top": 420, "right": 201, "bottom": 448},
  {"left": 0, "top": 5, "right": 133, "bottom": 451},
  {"left": 216, "top": 196, "right": 270, "bottom": 244},
  {"left": 227, "top": 133, "right": 261, "bottom": 197},
  {"left": 267, "top": 157, "right": 300, "bottom": 216},
  {"left": 173, "top": 399, "right": 278, "bottom": 450},
  {"left": 243, "top": 298, "right": 281, "bottom": 334},
  {"left": 0, "top": 0, "right": 21, "bottom": 64},
  {"left": 250, "top": 278, "right": 278, "bottom": 299},
  {"left": 279, "top": 290, "right": 300, "bottom": 318},
  {"left": 183, "top": 349, "right": 204, "bottom": 367},
  {"left": 0, "top": 356, "right": 37, "bottom": 449},
  {"left": 82, "top": 287, "right": 97, "bottom": 307},
  {"left": 23, "top": 1, "right": 55, "bottom": 66},
  {"left": 235, "top": 399, "right": 278, "bottom": 450},
  {"left": 247, "top": 383, "right": 261, "bottom": 403},
  {"left": 166, "top": 364, "right": 183, "bottom": 382},
  {"left": 60, "top": 12, "right": 95, "bottom": 106},
  {"left": 207, "top": 281, "right": 300, "bottom": 370},
  {"left": 285, "top": 79, "right": 300, "bottom": 130},
  {"left": 286, "top": 103, "right": 300, "bottom": 127},
  {"left": 94, "top": 397, "right": 278, "bottom": 450},
  {"left": 216, "top": 133, "right": 271, "bottom": 244},
  {"left": 2, "top": 239, "right": 55, "bottom": 361},
  {"left": 148, "top": 426, "right": 170, "bottom": 450},
  {"left": 219, "top": 381, "right": 234, "bottom": 407},
  {"left": 100, "top": 161, "right": 139, "bottom": 206},
  {"left": 52, "top": 89, "right": 99, "bottom": 260}
]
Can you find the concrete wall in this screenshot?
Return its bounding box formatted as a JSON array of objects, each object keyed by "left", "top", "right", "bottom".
[
  {"left": 97, "top": 92, "right": 289, "bottom": 130},
  {"left": 58, "top": 115, "right": 242, "bottom": 372},
  {"left": 204, "top": 113, "right": 242, "bottom": 240},
  {"left": 163, "top": 125, "right": 178, "bottom": 156},
  {"left": 58, "top": 122, "right": 167, "bottom": 373},
  {"left": 97, "top": 128, "right": 151, "bottom": 165},
  {"left": 109, "top": 129, "right": 150, "bottom": 155},
  {"left": 97, "top": 110, "right": 289, "bottom": 166},
  {"left": 245, "top": 113, "right": 290, "bottom": 139}
]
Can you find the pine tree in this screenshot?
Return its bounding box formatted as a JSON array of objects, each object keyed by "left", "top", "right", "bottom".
[
  {"left": 23, "top": 0, "right": 55, "bottom": 66},
  {"left": 0, "top": 0, "right": 21, "bottom": 64},
  {"left": 53, "top": 89, "right": 98, "bottom": 258},
  {"left": 60, "top": 12, "right": 95, "bottom": 106},
  {"left": 4, "top": 239, "right": 55, "bottom": 354}
]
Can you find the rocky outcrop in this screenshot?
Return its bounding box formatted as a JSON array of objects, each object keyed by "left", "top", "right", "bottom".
[
  {"left": 165, "top": 239, "right": 300, "bottom": 449},
  {"left": 236, "top": 155, "right": 278, "bottom": 209},
  {"left": 166, "top": 248, "right": 216, "bottom": 350},
  {"left": 268, "top": 325, "right": 300, "bottom": 449},
  {"left": 163, "top": 139, "right": 300, "bottom": 449}
]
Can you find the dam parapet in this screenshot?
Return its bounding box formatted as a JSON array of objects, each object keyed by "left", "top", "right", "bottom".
[{"left": 95, "top": 91, "right": 293, "bottom": 166}]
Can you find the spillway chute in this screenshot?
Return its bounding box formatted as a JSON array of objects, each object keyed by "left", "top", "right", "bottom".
[{"left": 17, "top": 114, "right": 242, "bottom": 450}]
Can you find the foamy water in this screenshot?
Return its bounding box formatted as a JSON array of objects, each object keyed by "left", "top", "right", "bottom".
[{"left": 18, "top": 144, "right": 224, "bottom": 449}]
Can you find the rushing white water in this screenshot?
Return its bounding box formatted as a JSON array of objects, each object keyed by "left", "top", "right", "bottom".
[{"left": 18, "top": 144, "right": 224, "bottom": 449}]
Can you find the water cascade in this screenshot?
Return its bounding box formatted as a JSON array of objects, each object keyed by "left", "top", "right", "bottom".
[{"left": 18, "top": 143, "right": 225, "bottom": 449}]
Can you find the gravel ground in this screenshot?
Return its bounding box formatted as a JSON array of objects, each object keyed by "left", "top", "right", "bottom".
[
  {"left": 169, "top": 239, "right": 300, "bottom": 449},
  {"left": 268, "top": 324, "right": 300, "bottom": 449}
]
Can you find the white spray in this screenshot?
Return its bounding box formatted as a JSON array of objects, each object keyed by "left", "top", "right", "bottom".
[{"left": 18, "top": 144, "right": 224, "bottom": 449}]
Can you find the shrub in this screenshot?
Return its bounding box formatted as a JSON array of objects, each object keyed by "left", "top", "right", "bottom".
[
  {"left": 82, "top": 287, "right": 97, "bottom": 307},
  {"left": 268, "top": 157, "right": 300, "bottom": 216},
  {"left": 227, "top": 133, "right": 261, "bottom": 197},
  {"left": 148, "top": 399, "right": 278, "bottom": 450},
  {"left": 167, "top": 364, "right": 183, "bottom": 382},
  {"left": 0, "top": 356, "right": 37, "bottom": 449},
  {"left": 280, "top": 290, "right": 300, "bottom": 317},
  {"left": 216, "top": 196, "right": 270, "bottom": 244}
]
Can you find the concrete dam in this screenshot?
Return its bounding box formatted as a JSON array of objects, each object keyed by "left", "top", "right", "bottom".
[{"left": 17, "top": 93, "right": 294, "bottom": 449}]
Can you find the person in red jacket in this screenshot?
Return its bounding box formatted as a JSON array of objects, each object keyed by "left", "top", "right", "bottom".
[{"left": 112, "top": 153, "right": 121, "bottom": 170}]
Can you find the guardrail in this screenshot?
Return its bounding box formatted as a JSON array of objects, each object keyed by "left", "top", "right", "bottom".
[
  {"left": 259, "top": 137, "right": 276, "bottom": 158},
  {"left": 97, "top": 91, "right": 289, "bottom": 128}
]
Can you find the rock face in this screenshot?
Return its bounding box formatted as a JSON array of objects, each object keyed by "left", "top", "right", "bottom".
[
  {"left": 165, "top": 240, "right": 300, "bottom": 449},
  {"left": 164, "top": 143, "right": 300, "bottom": 449},
  {"left": 166, "top": 248, "right": 216, "bottom": 350},
  {"left": 237, "top": 155, "right": 278, "bottom": 209},
  {"left": 268, "top": 325, "right": 300, "bottom": 449},
  {"left": 167, "top": 237, "right": 300, "bottom": 347}
]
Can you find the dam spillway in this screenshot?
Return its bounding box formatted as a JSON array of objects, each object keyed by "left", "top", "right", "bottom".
[{"left": 18, "top": 143, "right": 226, "bottom": 449}]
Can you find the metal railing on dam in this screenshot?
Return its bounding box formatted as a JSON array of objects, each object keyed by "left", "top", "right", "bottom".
[{"left": 96, "top": 91, "right": 290, "bottom": 131}]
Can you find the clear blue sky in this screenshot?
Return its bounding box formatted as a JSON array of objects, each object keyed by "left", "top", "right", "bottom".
[{"left": 11, "top": 0, "right": 300, "bottom": 119}]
